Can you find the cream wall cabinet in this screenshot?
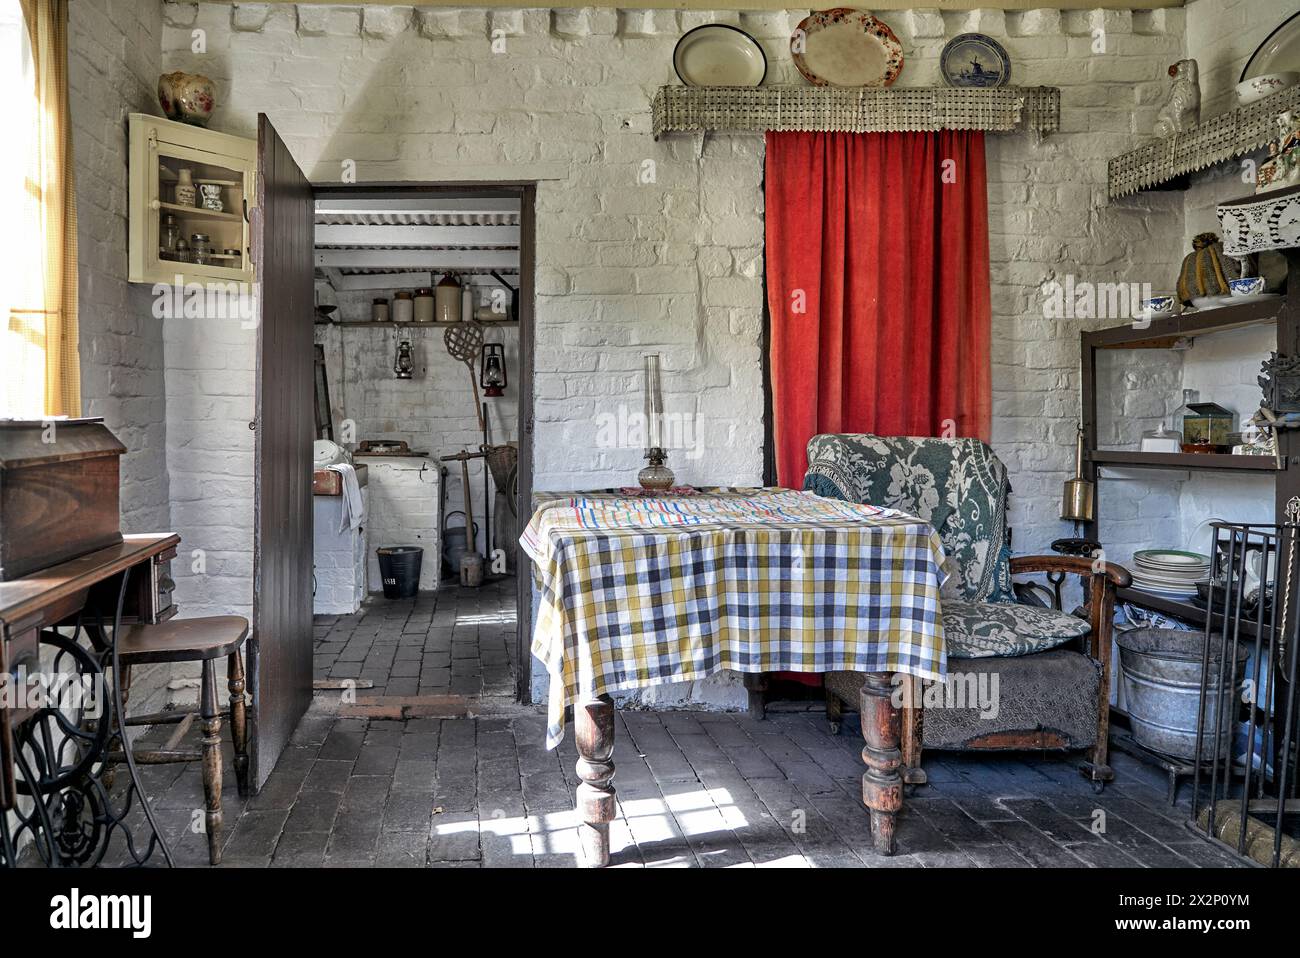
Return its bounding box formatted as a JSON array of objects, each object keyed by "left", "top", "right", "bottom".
[{"left": 128, "top": 113, "right": 256, "bottom": 286}]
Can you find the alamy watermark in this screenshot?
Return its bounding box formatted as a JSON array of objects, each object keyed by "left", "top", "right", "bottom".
[
  {"left": 891, "top": 671, "right": 1000, "bottom": 720},
  {"left": 151, "top": 276, "right": 257, "bottom": 327},
  {"left": 1041, "top": 276, "right": 1154, "bottom": 325}
]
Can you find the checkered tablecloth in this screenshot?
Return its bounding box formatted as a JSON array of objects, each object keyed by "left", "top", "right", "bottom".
[{"left": 522, "top": 489, "right": 948, "bottom": 747}]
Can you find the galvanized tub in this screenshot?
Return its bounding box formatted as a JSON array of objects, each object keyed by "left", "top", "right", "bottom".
[{"left": 1117, "top": 627, "right": 1248, "bottom": 760}]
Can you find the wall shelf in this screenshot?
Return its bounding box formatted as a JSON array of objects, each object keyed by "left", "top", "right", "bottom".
[
  {"left": 1116, "top": 588, "right": 1264, "bottom": 638},
  {"left": 1107, "top": 84, "right": 1300, "bottom": 200},
  {"left": 1086, "top": 297, "right": 1284, "bottom": 349},
  {"left": 1081, "top": 250, "right": 1300, "bottom": 629},
  {"left": 323, "top": 320, "right": 519, "bottom": 329},
  {"left": 651, "top": 85, "right": 1060, "bottom": 140},
  {"left": 156, "top": 200, "right": 241, "bottom": 223},
  {"left": 1089, "top": 451, "right": 1282, "bottom": 472}
]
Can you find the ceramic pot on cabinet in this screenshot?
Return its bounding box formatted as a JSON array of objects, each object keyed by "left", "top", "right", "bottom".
[{"left": 158, "top": 71, "right": 215, "bottom": 126}]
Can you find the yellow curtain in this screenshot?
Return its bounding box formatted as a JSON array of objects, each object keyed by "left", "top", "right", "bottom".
[{"left": 11, "top": 0, "right": 79, "bottom": 418}]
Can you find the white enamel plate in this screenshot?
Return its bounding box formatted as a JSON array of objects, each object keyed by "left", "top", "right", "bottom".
[{"left": 673, "top": 25, "right": 767, "bottom": 87}]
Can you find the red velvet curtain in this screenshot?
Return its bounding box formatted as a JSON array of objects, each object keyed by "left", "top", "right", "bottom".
[{"left": 765, "top": 130, "right": 992, "bottom": 487}]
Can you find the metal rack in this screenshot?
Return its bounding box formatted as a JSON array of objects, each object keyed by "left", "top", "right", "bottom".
[{"left": 1190, "top": 518, "right": 1300, "bottom": 867}]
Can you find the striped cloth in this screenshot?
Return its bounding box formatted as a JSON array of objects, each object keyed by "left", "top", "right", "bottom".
[{"left": 522, "top": 489, "right": 948, "bottom": 747}]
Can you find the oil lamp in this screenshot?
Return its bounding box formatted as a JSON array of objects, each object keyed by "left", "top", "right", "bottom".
[
  {"left": 480, "top": 343, "right": 506, "bottom": 397},
  {"left": 638, "top": 353, "right": 675, "bottom": 490},
  {"left": 394, "top": 339, "right": 414, "bottom": 379}
]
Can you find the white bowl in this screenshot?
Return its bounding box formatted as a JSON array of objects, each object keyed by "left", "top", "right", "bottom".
[{"left": 1236, "top": 72, "right": 1298, "bottom": 106}]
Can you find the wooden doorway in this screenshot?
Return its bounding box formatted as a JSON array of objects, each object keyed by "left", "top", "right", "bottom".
[{"left": 309, "top": 182, "right": 537, "bottom": 706}]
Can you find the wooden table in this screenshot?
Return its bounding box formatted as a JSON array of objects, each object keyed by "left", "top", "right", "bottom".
[
  {"left": 0, "top": 534, "right": 179, "bottom": 867},
  {"left": 573, "top": 675, "right": 903, "bottom": 867},
  {"left": 521, "top": 489, "right": 946, "bottom": 868}
]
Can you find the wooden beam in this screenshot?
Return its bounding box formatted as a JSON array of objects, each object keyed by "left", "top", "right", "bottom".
[
  {"left": 314, "top": 198, "right": 518, "bottom": 216},
  {"left": 314, "top": 224, "right": 520, "bottom": 247},
  {"left": 327, "top": 271, "right": 433, "bottom": 291},
  {"left": 315, "top": 249, "right": 517, "bottom": 270},
  {"left": 235, "top": 0, "right": 1182, "bottom": 10}
]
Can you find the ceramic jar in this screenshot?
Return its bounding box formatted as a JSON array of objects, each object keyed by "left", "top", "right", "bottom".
[
  {"left": 174, "top": 168, "right": 196, "bottom": 207},
  {"left": 392, "top": 290, "right": 414, "bottom": 324},
  {"left": 435, "top": 275, "right": 461, "bottom": 324},
  {"left": 372, "top": 298, "right": 390, "bottom": 323},
  {"left": 413, "top": 288, "right": 435, "bottom": 324},
  {"left": 158, "top": 71, "right": 215, "bottom": 126}
]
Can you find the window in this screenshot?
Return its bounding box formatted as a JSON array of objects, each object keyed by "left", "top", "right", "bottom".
[{"left": 1, "top": 0, "right": 79, "bottom": 419}]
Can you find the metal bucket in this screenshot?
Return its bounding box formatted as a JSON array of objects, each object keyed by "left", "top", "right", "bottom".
[
  {"left": 441, "top": 511, "right": 479, "bottom": 574},
  {"left": 1117, "top": 627, "right": 1248, "bottom": 760}
]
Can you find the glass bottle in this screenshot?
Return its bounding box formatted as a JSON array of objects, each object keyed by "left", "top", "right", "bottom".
[
  {"left": 1172, "top": 388, "right": 1199, "bottom": 443},
  {"left": 160, "top": 214, "right": 180, "bottom": 259}
]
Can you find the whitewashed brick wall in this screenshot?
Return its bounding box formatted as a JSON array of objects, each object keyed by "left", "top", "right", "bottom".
[
  {"left": 162, "top": 301, "right": 257, "bottom": 621},
  {"left": 69, "top": 0, "right": 170, "bottom": 533}
]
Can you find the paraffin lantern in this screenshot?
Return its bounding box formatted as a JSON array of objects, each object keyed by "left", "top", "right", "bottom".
[
  {"left": 480, "top": 342, "right": 506, "bottom": 397},
  {"left": 394, "top": 339, "right": 414, "bottom": 379}
]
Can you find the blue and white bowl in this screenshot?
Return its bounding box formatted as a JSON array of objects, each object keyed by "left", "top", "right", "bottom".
[
  {"left": 1229, "top": 277, "right": 1265, "bottom": 296},
  {"left": 1139, "top": 296, "right": 1174, "bottom": 314}
]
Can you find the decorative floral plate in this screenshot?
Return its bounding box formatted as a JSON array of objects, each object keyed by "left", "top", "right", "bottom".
[
  {"left": 940, "top": 33, "right": 1011, "bottom": 88},
  {"left": 791, "top": 9, "right": 903, "bottom": 88}
]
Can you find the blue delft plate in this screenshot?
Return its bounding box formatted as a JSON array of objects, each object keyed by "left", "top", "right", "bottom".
[{"left": 940, "top": 33, "right": 1010, "bottom": 88}]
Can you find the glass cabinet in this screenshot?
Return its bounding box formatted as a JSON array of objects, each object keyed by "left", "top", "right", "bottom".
[{"left": 128, "top": 113, "right": 256, "bottom": 286}]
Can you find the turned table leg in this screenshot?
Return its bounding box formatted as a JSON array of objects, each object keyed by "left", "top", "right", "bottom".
[
  {"left": 574, "top": 694, "right": 616, "bottom": 868},
  {"left": 860, "top": 671, "right": 903, "bottom": 855}
]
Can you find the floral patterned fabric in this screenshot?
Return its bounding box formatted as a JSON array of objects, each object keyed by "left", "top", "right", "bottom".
[
  {"left": 941, "top": 600, "right": 1090, "bottom": 659},
  {"left": 804, "top": 434, "right": 1013, "bottom": 603}
]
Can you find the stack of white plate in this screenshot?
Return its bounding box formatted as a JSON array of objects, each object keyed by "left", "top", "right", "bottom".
[{"left": 1130, "top": 549, "right": 1210, "bottom": 598}]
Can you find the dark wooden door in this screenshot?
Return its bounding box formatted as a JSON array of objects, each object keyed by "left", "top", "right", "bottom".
[{"left": 249, "top": 114, "right": 315, "bottom": 788}]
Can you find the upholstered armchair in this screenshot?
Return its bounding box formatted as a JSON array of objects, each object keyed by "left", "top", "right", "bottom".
[{"left": 804, "top": 434, "right": 1131, "bottom": 791}]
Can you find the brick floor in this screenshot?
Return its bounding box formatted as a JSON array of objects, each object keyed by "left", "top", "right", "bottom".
[
  {"left": 112, "top": 706, "right": 1243, "bottom": 868},
  {"left": 101, "top": 579, "right": 1246, "bottom": 868},
  {"left": 313, "top": 577, "right": 518, "bottom": 702}
]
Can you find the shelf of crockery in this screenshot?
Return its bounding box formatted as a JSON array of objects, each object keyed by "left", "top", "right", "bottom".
[
  {"left": 1084, "top": 296, "right": 1284, "bottom": 349},
  {"left": 1107, "top": 84, "right": 1300, "bottom": 201}
]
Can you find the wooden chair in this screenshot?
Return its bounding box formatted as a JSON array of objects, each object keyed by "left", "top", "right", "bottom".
[{"left": 115, "top": 615, "right": 249, "bottom": 865}]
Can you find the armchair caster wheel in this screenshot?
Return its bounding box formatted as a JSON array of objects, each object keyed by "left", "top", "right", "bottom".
[
  {"left": 828, "top": 721, "right": 841, "bottom": 736},
  {"left": 1091, "top": 779, "right": 1106, "bottom": 795}
]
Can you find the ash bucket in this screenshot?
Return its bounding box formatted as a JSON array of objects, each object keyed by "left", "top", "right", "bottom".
[
  {"left": 1117, "top": 627, "right": 1247, "bottom": 760},
  {"left": 377, "top": 545, "right": 423, "bottom": 599}
]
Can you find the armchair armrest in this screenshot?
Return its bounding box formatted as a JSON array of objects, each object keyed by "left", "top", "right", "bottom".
[{"left": 1010, "top": 554, "right": 1132, "bottom": 589}]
